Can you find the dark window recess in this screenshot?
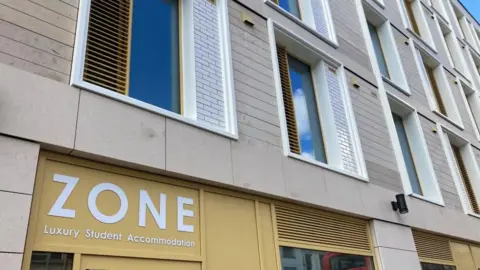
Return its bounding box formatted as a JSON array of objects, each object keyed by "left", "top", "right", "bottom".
[{"left": 30, "top": 252, "right": 74, "bottom": 270}]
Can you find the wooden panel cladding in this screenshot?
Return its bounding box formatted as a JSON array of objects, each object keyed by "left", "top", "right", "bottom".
[
  {"left": 275, "top": 204, "right": 371, "bottom": 252},
  {"left": 452, "top": 145, "right": 480, "bottom": 214},
  {"left": 412, "top": 230, "right": 454, "bottom": 263},
  {"left": 83, "top": 0, "right": 131, "bottom": 95},
  {"left": 276, "top": 46, "right": 301, "bottom": 154}
]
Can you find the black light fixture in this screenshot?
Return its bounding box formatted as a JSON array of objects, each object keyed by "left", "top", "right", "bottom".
[{"left": 391, "top": 194, "right": 409, "bottom": 214}]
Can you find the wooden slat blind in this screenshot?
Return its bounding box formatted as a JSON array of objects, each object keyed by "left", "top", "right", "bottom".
[
  {"left": 404, "top": 0, "right": 420, "bottom": 35},
  {"left": 451, "top": 145, "right": 480, "bottom": 214},
  {"left": 275, "top": 204, "right": 371, "bottom": 252},
  {"left": 277, "top": 46, "right": 301, "bottom": 155},
  {"left": 425, "top": 65, "right": 447, "bottom": 116},
  {"left": 412, "top": 230, "right": 454, "bottom": 263},
  {"left": 84, "top": 0, "right": 131, "bottom": 95}
]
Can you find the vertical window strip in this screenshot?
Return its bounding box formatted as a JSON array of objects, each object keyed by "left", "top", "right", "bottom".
[
  {"left": 83, "top": 0, "right": 131, "bottom": 95},
  {"left": 311, "top": 0, "right": 329, "bottom": 38},
  {"left": 404, "top": 0, "right": 420, "bottom": 35},
  {"left": 451, "top": 145, "right": 480, "bottom": 214},
  {"left": 368, "top": 22, "right": 390, "bottom": 78},
  {"left": 277, "top": 46, "right": 301, "bottom": 155},
  {"left": 425, "top": 64, "right": 447, "bottom": 115},
  {"left": 392, "top": 113, "right": 423, "bottom": 195}
]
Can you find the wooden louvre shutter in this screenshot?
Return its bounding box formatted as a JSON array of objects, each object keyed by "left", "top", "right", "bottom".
[
  {"left": 83, "top": 0, "right": 132, "bottom": 95},
  {"left": 451, "top": 145, "right": 480, "bottom": 214},
  {"left": 277, "top": 46, "right": 301, "bottom": 155},
  {"left": 275, "top": 204, "right": 371, "bottom": 252},
  {"left": 425, "top": 65, "right": 447, "bottom": 116},
  {"left": 412, "top": 230, "right": 454, "bottom": 263},
  {"left": 404, "top": 0, "right": 420, "bottom": 35}
]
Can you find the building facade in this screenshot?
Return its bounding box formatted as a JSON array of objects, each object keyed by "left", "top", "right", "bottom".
[{"left": 1, "top": 0, "right": 480, "bottom": 269}]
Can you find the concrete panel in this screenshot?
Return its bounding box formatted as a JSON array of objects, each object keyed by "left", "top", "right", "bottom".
[
  {"left": 165, "top": 118, "right": 233, "bottom": 185},
  {"left": 74, "top": 91, "right": 166, "bottom": 170},
  {"left": 0, "top": 63, "right": 78, "bottom": 150},
  {"left": 231, "top": 136, "right": 285, "bottom": 196},
  {"left": 371, "top": 220, "right": 417, "bottom": 251},
  {"left": 282, "top": 157, "right": 328, "bottom": 205},
  {"left": 0, "top": 136, "right": 39, "bottom": 194},
  {"left": 376, "top": 247, "right": 422, "bottom": 270},
  {"left": 0, "top": 253, "right": 22, "bottom": 270},
  {"left": 0, "top": 191, "right": 31, "bottom": 253},
  {"left": 323, "top": 169, "right": 364, "bottom": 214}
]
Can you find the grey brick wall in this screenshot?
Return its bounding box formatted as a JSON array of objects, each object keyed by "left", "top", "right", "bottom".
[
  {"left": 329, "top": 0, "right": 372, "bottom": 72},
  {"left": 311, "top": 0, "right": 329, "bottom": 38},
  {"left": 348, "top": 72, "right": 403, "bottom": 191},
  {"left": 326, "top": 67, "right": 358, "bottom": 174},
  {"left": 419, "top": 115, "right": 463, "bottom": 210},
  {"left": 229, "top": 1, "right": 282, "bottom": 147},
  {"left": 194, "top": 0, "right": 226, "bottom": 128}
]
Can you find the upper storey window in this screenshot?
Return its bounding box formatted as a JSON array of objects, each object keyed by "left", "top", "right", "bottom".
[
  {"left": 72, "top": 0, "right": 237, "bottom": 135},
  {"left": 399, "top": 0, "right": 436, "bottom": 51}
]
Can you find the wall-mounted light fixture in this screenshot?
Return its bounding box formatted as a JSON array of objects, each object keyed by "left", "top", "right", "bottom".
[{"left": 391, "top": 194, "right": 408, "bottom": 214}]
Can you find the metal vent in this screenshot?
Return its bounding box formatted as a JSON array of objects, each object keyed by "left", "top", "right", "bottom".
[
  {"left": 452, "top": 145, "right": 480, "bottom": 214},
  {"left": 276, "top": 46, "right": 301, "bottom": 155},
  {"left": 83, "top": 0, "right": 131, "bottom": 95},
  {"left": 275, "top": 204, "right": 371, "bottom": 252},
  {"left": 412, "top": 230, "right": 454, "bottom": 263}
]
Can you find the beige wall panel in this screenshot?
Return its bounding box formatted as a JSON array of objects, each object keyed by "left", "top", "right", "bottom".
[
  {"left": 0, "top": 191, "right": 32, "bottom": 253},
  {"left": 451, "top": 242, "right": 476, "bottom": 270},
  {"left": 258, "top": 203, "right": 278, "bottom": 270},
  {"left": 60, "top": 0, "right": 79, "bottom": 8},
  {"left": 204, "top": 192, "right": 261, "bottom": 270},
  {"left": 81, "top": 255, "right": 201, "bottom": 270},
  {"left": 0, "top": 19, "right": 73, "bottom": 60},
  {"left": 0, "top": 253, "right": 22, "bottom": 270},
  {"left": 30, "top": 0, "right": 78, "bottom": 20},
  {"left": 0, "top": 0, "right": 76, "bottom": 32},
  {"left": 0, "top": 4, "right": 74, "bottom": 45},
  {"left": 470, "top": 246, "right": 480, "bottom": 268}
]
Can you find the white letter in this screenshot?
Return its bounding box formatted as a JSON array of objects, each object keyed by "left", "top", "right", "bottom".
[
  {"left": 48, "top": 174, "right": 79, "bottom": 218},
  {"left": 88, "top": 183, "right": 128, "bottom": 224},
  {"left": 139, "top": 190, "right": 166, "bottom": 229},
  {"left": 177, "top": 197, "right": 194, "bottom": 232}
]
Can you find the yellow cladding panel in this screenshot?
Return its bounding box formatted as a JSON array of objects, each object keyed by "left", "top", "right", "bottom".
[
  {"left": 258, "top": 202, "right": 279, "bottom": 270},
  {"left": 32, "top": 159, "right": 200, "bottom": 257},
  {"left": 81, "top": 255, "right": 201, "bottom": 270},
  {"left": 470, "top": 246, "right": 480, "bottom": 268},
  {"left": 451, "top": 242, "right": 476, "bottom": 270},
  {"left": 204, "top": 192, "right": 261, "bottom": 270}
]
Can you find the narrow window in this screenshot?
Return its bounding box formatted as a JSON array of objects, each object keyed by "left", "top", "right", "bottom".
[
  {"left": 392, "top": 113, "right": 423, "bottom": 195},
  {"left": 403, "top": 0, "right": 420, "bottom": 35},
  {"left": 277, "top": 0, "right": 301, "bottom": 18},
  {"left": 368, "top": 22, "right": 390, "bottom": 78},
  {"left": 424, "top": 64, "right": 447, "bottom": 115},
  {"left": 83, "top": 0, "right": 180, "bottom": 112},
  {"left": 451, "top": 144, "right": 480, "bottom": 214},
  {"left": 30, "top": 252, "right": 74, "bottom": 270},
  {"left": 277, "top": 46, "right": 327, "bottom": 163}
]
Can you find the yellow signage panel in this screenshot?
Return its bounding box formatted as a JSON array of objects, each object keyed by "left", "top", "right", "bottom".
[{"left": 31, "top": 159, "right": 200, "bottom": 257}]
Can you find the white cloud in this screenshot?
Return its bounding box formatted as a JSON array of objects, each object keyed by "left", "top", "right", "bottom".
[{"left": 292, "top": 87, "right": 311, "bottom": 138}]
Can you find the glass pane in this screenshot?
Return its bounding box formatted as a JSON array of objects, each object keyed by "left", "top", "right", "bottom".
[
  {"left": 279, "top": 0, "right": 301, "bottom": 19},
  {"left": 420, "top": 262, "right": 457, "bottom": 270},
  {"left": 280, "top": 246, "right": 375, "bottom": 270},
  {"left": 129, "top": 0, "right": 180, "bottom": 113},
  {"left": 30, "top": 252, "right": 74, "bottom": 270},
  {"left": 288, "top": 56, "right": 327, "bottom": 163},
  {"left": 392, "top": 113, "right": 423, "bottom": 195},
  {"left": 368, "top": 23, "right": 390, "bottom": 78}
]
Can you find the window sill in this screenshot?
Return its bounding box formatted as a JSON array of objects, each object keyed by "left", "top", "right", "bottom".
[
  {"left": 371, "top": 0, "right": 385, "bottom": 9},
  {"left": 453, "top": 67, "right": 472, "bottom": 85},
  {"left": 468, "top": 212, "right": 480, "bottom": 219},
  {"left": 265, "top": 0, "right": 339, "bottom": 49},
  {"left": 73, "top": 81, "right": 239, "bottom": 140},
  {"left": 432, "top": 110, "right": 464, "bottom": 131},
  {"left": 287, "top": 152, "right": 369, "bottom": 182},
  {"left": 406, "top": 28, "right": 437, "bottom": 54},
  {"left": 409, "top": 193, "right": 444, "bottom": 207},
  {"left": 382, "top": 76, "right": 411, "bottom": 96}
]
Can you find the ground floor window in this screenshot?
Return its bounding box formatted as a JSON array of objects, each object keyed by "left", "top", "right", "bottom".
[
  {"left": 30, "top": 252, "right": 74, "bottom": 270},
  {"left": 420, "top": 262, "right": 456, "bottom": 270},
  {"left": 280, "top": 246, "right": 375, "bottom": 270}
]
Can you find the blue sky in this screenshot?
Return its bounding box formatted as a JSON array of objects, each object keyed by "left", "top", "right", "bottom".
[{"left": 460, "top": 0, "right": 480, "bottom": 23}]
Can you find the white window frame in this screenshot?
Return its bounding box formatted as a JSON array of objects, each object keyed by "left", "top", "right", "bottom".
[
  {"left": 464, "top": 46, "right": 480, "bottom": 91},
  {"left": 398, "top": 0, "right": 437, "bottom": 52},
  {"left": 267, "top": 19, "right": 368, "bottom": 180},
  {"left": 459, "top": 17, "right": 480, "bottom": 54},
  {"left": 71, "top": 0, "right": 238, "bottom": 138},
  {"left": 438, "top": 124, "right": 480, "bottom": 218},
  {"left": 410, "top": 39, "right": 464, "bottom": 129},
  {"left": 435, "top": 14, "right": 456, "bottom": 68},
  {"left": 444, "top": 0, "right": 464, "bottom": 39},
  {"left": 265, "top": 0, "right": 338, "bottom": 47},
  {"left": 363, "top": 1, "right": 410, "bottom": 95},
  {"left": 430, "top": 0, "right": 449, "bottom": 24},
  {"left": 458, "top": 79, "right": 480, "bottom": 141},
  {"left": 445, "top": 33, "right": 473, "bottom": 82},
  {"left": 387, "top": 93, "right": 444, "bottom": 205}
]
